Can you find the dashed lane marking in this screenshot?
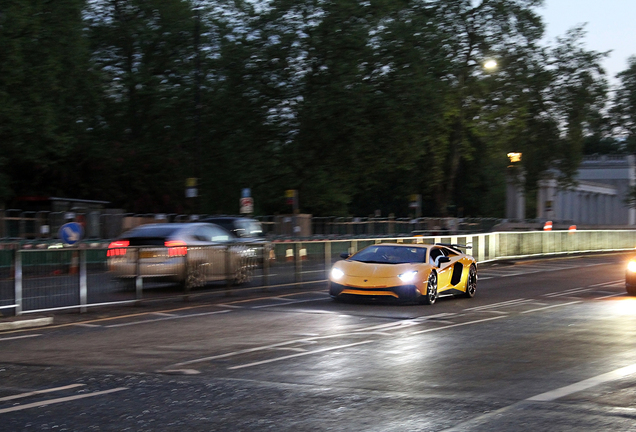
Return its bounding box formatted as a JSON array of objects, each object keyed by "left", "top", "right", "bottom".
[
  {"left": 0, "top": 334, "right": 41, "bottom": 342},
  {"left": 527, "top": 364, "right": 636, "bottom": 401},
  {"left": 521, "top": 301, "right": 582, "bottom": 314},
  {"left": 595, "top": 292, "right": 625, "bottom": 300},
  {"left": 544, "top": 288, "right": 592, "bottom": 298},
  {"left": 220, "top": 291, "right": 319, "bottom": 305},
  {"left": 227, "top": 340, "right": 375, "bottom": 370},
  {"left": 104, "top": 309, "right": 231, "bottom": 328},
  {"left": 166, "top": 332, "right": 388, "bottom": 369},
  {"left": 410, "top": 316, "right": 506, "bottom": 335},
  {"left": 440, "top": 364, "right": 636, "bottom": 431},
  {"left": 1, "top": 303, "right": 225, "bottom": 335},
  {"left": 0, "top": 384, "right": 86, "bottom": 402},
  {"left": 253, "top": 297, "right": 329, "bottom": 309},
  {"left": 464, "top": 298, "right": 530, "bottom": 312},
  {"left": 0, "top": 387, "right": 128, "bottom": 414}
]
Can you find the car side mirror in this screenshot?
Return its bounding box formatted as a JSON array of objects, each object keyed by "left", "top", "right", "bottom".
[
  {"left": 340, "top": 252, "right": 350, "bottom": 259},
  {"left": 437, "top": 256, "right": 451, "bottom": 266}
]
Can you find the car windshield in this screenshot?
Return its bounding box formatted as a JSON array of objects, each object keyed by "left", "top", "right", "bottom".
[
  {"left": 204, "top": 218, "right": 264, "bottom": 238},
  {"left": 236, "top": 220, "right": 264, "bottom": 237},
  {"left": 350, "top": 245, "right": 427, "bottom": 264},
  {"left": 123, "top": 226, "right": 182, "bottom": 239}
]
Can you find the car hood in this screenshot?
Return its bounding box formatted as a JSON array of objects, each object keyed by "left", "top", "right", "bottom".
[{"left": 338, "top": 260, "right": 422, "bottom": 277}]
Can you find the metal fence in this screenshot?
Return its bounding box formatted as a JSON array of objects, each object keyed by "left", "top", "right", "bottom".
[
  {"left": 1, "top": 229, "right": 635, "bottom": 317},
  {"left": 0, "top": 209, "right": 505, "bottom": 240}
]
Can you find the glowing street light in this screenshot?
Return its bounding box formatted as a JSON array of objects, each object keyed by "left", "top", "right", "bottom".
[
  {"left": 484, "top": 59, "right": 498, "bottom": 70},
  {"left": 507, "top": 152, "right": 522, "bottom": 163}
]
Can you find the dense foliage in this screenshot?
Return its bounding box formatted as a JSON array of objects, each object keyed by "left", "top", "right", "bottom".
[{"left": 1, "top": 0, "right": 631, "bottom": 217}]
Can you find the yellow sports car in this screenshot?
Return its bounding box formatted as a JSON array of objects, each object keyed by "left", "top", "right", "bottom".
[{"left": 329, "top": 243, "right": 477, "bottom": 304}]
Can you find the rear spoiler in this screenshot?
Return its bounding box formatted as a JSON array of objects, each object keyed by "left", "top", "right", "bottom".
[{"left": 435, "top": 243, "right": 472, "bottom": 252}]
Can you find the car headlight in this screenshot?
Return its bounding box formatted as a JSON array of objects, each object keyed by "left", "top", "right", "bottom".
[
  {"left": 398, "top": 270, "right": 418, "bottom": 283},
  {"left": 628, "top": 261, "right": 636, "bottom": 273},
  {"left": 331, "top": 268, "right": 345, "bottom": 280}
]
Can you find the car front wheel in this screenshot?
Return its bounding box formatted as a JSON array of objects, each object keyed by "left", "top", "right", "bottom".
[{"left": 421, "top": 271, "right": 438, "bottom": 305}]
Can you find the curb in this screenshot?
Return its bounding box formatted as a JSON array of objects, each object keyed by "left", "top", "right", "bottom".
[{"left": 0, "top": 317, "right": 54, "bottom": 331}]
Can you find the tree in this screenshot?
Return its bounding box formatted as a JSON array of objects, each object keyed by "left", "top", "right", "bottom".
[
  {"left": 0, "top": 0, "right": 102, "bottom": 201},
  {"left": 426, "top": 0, "right": 546, "bottom": 215},
  {"left": 86, "top": 0, "right": 200, "bottom": 212},
  {"left": 612, "top": 56, "right": 636, "bottom": 153}
]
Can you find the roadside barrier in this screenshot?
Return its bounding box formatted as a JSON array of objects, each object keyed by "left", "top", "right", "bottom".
[{"left": 2, "top": 229, "right": 636, "bottom": 317}]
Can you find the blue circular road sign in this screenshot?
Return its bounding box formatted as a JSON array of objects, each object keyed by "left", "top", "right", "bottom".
[{"left": 59, "top": 222, "right": 84, "bottom": 245}]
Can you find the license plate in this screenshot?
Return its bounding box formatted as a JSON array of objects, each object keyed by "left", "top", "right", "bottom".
[{"left": 139, "top": 251, "right": 156, "bottom": 259}]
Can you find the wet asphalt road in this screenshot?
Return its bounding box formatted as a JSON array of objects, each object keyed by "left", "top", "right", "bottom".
[{"left": 1, "top": 252, "right": 636, "bottom": 431}]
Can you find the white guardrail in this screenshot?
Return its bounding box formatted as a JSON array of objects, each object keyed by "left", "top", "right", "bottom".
[
  {"left": 330, "top": 229, "right": 636, "bottom": 263},
  {"left": 1, "top": 229, "right": 635, "bottom": 317}
]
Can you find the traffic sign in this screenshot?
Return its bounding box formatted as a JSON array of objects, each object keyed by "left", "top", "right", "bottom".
[
  {"left": 59, "top": 222, "right": 83, "bottom": 245},
  {"left": 240, "top": 197, "right": 254, "bottom": 214}
]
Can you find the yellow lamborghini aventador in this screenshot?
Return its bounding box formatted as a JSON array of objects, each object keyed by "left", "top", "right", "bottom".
[{"left": 329, "top": 243, "right": 477, "bottom": 304}]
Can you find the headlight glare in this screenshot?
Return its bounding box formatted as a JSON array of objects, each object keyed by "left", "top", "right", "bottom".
[
  {"left": 628, "top": 261, "right": 636, "bottom": 273},
  {"left": 331, "top": 268, "right": 345, "bottom": 280},
  {"left": 398, "top": 270, "right": 418, "bottom": 283}
]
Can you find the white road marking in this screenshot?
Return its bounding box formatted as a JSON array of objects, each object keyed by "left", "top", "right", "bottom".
[
  {"left": 105, "top": 310, "right": 230, "bottom": 328},
  {"left": 544, "top": 288, "right": 591, "bottom": 298},
  {"left": 221, "top": 291, "right": 319, "bottom": 305},
  {"left": 354, "top": 321, "right": 421, "bottom": 332},
  {"left": 168, "top": 332, "right": 387, "bottom": 368},
  {"left": 228, "top": 341, "right": 374, "bottom": 370},
  {"left": 0, "top": 334, "right": 41, "bottom": 342},
  {"left": 0, "top": 384, "right": 86, "bottom": 402},
  {"left": 253, "top": 298, "right": 327, "bottom": 309},
  {"left": 354, "top": 313, "right": 460, "bottom": 332},
  {"left": 0, "top": 387, "right": 128, "bottom": 414},
  {"left": 273, "top": 347, "right": 308, "bottom": 353},
  {"left": 410, "top": 316, "right": 506, "bottom": 335},
  {"left": 74, "top": 323, "right": 102, "bottom": 328},
  {"left": 440, "top": 362, "right": 636, "bottom": 431},
  {"left": 521, "top": 301, "right": 582, "bottom": 314},
  {"left": 157, "top": 369, "right": 201, "bottom": 375},
  {"left": 527, "top": 364, "right": 636, "bottom": 401},
  {"left": 588, "top": 279, "right": 623, "bottom": 287},
  {"left": 495, "top": 272, "right": 528, "bottom": 277},
  {"left": 464, "top": 298, "right": 530, "bottom": 311},
  {"left": 472, "top": 310, "right": 509, "bottom": 315},
  {"left": 595, "top": 292, "right": 625, "bottom": 300}
]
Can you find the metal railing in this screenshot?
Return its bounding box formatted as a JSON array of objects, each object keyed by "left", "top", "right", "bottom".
[
  {"left": 1, "top": 209, "right": 507, "bottom": 241},
  {"left": 1, "top": 229, "right": 635, "bottom": 317}
]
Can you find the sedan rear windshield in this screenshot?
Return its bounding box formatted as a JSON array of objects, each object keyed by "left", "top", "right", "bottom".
[
  {"left": 350, "top": 246, "right": 427, "bottom": 264},
  {"left": 122, "top": 226, "right": 183, "bottom": 244}
]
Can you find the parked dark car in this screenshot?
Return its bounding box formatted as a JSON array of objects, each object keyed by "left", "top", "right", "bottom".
[{"left": 200, "top": 216, "right": 265, "bottom": 239}]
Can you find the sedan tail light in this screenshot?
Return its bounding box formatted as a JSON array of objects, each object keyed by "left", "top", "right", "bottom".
[
  {"left": 107, "top": 240, "right": 129, "bottom": 257},
  {"left": 165, "top": 240, "right": 187, "bottom": 257}
]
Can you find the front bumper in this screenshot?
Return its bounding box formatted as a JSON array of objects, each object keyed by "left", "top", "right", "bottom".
[{"left": 329, "top": 282, "right": 421, "bottom": 301}]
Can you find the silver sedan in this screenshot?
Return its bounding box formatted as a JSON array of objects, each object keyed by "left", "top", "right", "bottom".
[{"left": 107, "top": 223, "right": 259, "bottom": 288}]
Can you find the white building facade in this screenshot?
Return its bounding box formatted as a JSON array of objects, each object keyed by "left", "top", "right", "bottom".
[{"left": 507, "top": 155, "right": 636, "bottom": 226}]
